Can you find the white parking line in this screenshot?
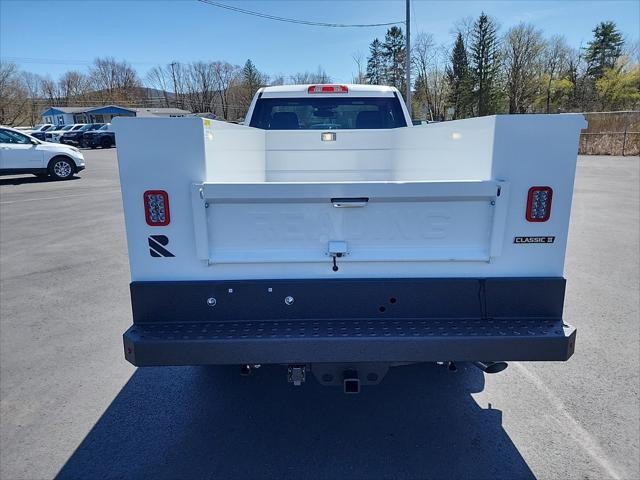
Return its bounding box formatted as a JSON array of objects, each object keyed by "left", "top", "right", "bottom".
[
  {"left": 0, "top": 190, "right": 121, "bottom": 205},
  {"left": 514, "top": 363, "right": 623, "bottom": 480}
]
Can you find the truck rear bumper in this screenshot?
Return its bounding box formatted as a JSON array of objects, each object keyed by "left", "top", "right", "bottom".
[
  {"left": 124, "top": 319, "right": 575, "bottom": 366},
  {"left": 123, "top": 277, "right": 576, "bottom": 366}
]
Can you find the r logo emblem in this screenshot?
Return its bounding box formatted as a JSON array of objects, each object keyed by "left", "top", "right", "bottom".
[{"left": 148, "top": 235, "right": 175, "bottom": 257}]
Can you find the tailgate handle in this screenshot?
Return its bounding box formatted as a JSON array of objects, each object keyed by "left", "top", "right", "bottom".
[{"left": 331, "top": 197, "right": 369, "bottom": 208}]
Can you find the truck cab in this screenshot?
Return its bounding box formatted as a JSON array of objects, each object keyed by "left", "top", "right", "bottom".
[
  {"left": 114, "top": 84, "right": 585, "bottom": 392},
  {"left": 245, "top": 84, "right": 412, "bottom": 130}
]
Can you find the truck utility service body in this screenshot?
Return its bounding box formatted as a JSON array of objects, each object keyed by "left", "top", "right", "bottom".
[{"left": 115, "top": 84, "right": 584, "bottom": 388}]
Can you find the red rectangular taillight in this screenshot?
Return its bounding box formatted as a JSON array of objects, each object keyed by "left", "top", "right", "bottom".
[
  {"left": 526, "top": 186, "right": 553, "bottom": 222},
  {"left": 308, "top": 84, "right": 348, "bottom": 94},
  {"left": 144, "top": 190, "right": 170, "bottom": 226}
]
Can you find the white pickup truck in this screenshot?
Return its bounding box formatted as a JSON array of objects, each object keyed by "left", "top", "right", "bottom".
[{"left": 115, "top": 84, "right": 584, "bottom": 392}]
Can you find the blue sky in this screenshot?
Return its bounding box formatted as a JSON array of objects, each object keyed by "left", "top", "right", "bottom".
[{"left": 1, "top": 0, "right": 639, "bottom": 83}]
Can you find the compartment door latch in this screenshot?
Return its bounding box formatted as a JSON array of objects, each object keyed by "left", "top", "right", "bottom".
[{"left": 327, "top": 241, "right": 348, "bottom": 272}]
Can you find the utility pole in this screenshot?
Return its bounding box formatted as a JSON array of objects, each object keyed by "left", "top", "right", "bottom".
[
  {"left": 405, "top": 0, "right": 412, "bottom": 118},
  {"left": 169, "top": 62, "right": 180, "bottom": 109}
]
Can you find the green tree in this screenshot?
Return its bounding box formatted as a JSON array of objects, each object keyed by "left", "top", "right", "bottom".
[
  {"left": 585, "top": 21, "right": 625, "bottom": 79},
  {"left": 541, "top": 36, "right": 572, "bottom": 113},
  {"left": 534, "top": 76, "right": 574, "bottom": 112},
  {"left": 366, "top": 38, "right": 385, "bottom": 85},
  {"left": 470, "top": 13, "right": 501, "bottom": 116},
  {"left": 382, "top": 26, "right": 406, "bottom": 93},
  {"left": 596, "top": 58, "right": 640, "bottom": 110},
  {"left": 412, "top": 73, "right": 429, "bottom": 118},
  {"left": 241, "top": 60, "right": 264, "bottom": 94},
  {"left": 447, "top": 32, "right": 473, "bottom": 118},
  {"left": 239, "top": 59, "right": 266, "bottom": 115}
]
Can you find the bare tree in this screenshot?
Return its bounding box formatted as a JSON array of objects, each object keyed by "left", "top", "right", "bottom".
[
  {"left": 0, "top": 63, "right": 29, "bottom": 125},
  {"left": 212, "top": 61, "right": 240, "bottom": 119},
  {"left": 269, "top": 74, "right": 285, "bottom": 86},
  {"left": 412, "top": 32, "right": 435, "bottom": 118},
  {"left": 427, "top": 46, "right": 451, "bottom": 120},
  {"left": 146, "top": 65, "right": 172, "bottom": 107},
  {"left": 290, "top": 66, "right": 331, "bottom": 84},
  {"left": 503, "top": 23, "right": 545, "bottom": 113},
  {"left": 289, "top": 72, "right": 312, "bottom": 84},
  {"left": 41, "top": 76, "right": 63, "bottom": 106},
  {"left": 541, "top": 35, "right": 571, "bottom": 113},
  {"left": 452, "top": 16, "right": 475, "bottom": 48},
  {"left": 411, "top": 33, "right": 450, "bottom": 120},
  {"left": 21, "top": 71, "right": 44, "bottom": 126},
  {"left": 58, "top": 70, "right": 90, "bottom": 104},
  {"left": 352, "top": 51, "right": 367, "bottom": 84},
  {"left": 184, "top": 61, "right": 216, "bottom": 113},
  {"left": 89, "top": 57, "right": 141, "bottom": 103},
  {"left": 624, "top": 38, "right": 640, "bottom": 65}
]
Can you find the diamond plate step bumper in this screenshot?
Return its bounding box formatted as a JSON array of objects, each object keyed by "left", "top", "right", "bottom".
[
  {"left": 123, "top": 318, "right": 576, "bottom": 366},
  {"left": 123, "top": 277, "right": 576, "bottom": 366}
]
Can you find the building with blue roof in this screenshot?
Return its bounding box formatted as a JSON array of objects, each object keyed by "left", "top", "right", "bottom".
[{"left": 41, "top": 105, "right": 190, "bottom": 125}]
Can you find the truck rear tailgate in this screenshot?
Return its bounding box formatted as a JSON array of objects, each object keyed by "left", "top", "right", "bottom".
[{"left": 191, "top": 180, "right": 508, "bottom": 266}]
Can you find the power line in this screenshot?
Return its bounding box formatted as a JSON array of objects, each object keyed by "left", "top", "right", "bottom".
[
  {"left": 197, "top": 0, "right": 401, "bottom": 28},
  {"left": 2, "top": 56, "right": 158, "bottom": 66}
]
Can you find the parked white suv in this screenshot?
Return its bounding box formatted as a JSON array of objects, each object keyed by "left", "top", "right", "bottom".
[
  {"left": 25, "top": 123, "right": 54, "bottom": 135},
  {"left": 0, "top": 126, "right": 85, "bottom": 180}
]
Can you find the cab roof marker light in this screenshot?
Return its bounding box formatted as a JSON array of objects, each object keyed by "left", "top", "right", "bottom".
[
  {"left": 526, "top": 186, "right": 553, "bottom": 222},
  {"left": 308, "top": 85, "right": 349, "bottom": 94},
  {"left": 144, "top": 190, "right": 170, "bottom": 226}
]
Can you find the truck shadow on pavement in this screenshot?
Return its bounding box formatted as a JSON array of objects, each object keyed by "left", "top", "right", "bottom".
[
  {"left": 0, "top": 175, "right": 80, "bottom": 186},
  {"left": 55, "top": 362, "right": 534, "bottom": 480}
]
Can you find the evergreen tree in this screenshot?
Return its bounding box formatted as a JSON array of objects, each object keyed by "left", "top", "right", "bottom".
[
  {"left": 382, "top": 26, "right": 406, "bottom": 93},
  {"left": 241, "top": 59, "right": 264, "bottom": 95},
  {"left": 366, "top": 38, "right": 385, "bottom": 85},
  {"left": 447, "top": 32, "right": 473, "bottom": 118},
  {"left": 585, "top": 21, "right": 625, "bottom": 79},
  {"left": 239, "top": 59, "right": 266, "bottom": 114},
  {"left": 470, "top": 13, "right": 501, "bottom": 116}
]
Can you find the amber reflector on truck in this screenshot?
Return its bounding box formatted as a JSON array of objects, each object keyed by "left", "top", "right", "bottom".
[
  {"left": 144, "top": 190, "right": 170, "bottom": 226},
  {"left": 308, "top": 85, "right": 349, "bottom": 94},
  {"left": 526, "top": 186, "right": 553, "bottom": 222}
]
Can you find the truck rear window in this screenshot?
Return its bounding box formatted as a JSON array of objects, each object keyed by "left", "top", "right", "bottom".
[{"left": 249, "top": 96, "right": 408, "bottom": 130}]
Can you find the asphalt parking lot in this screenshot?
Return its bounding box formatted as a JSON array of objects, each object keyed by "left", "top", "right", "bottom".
[{"left": 0, "top": 149, "right": 638, "bottom": 480}]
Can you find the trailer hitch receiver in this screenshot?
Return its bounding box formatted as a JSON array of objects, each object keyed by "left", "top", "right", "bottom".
[{"left": 343, "top": 369, "right": 360, "bottom": 394}]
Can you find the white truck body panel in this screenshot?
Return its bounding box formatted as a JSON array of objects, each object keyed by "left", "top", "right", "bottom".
[
  {"left": 116, "top": 85, "right": 582, "bottom": 371},
  {"left": 115, "top": 114, "right": 584, "bottom": 282}
]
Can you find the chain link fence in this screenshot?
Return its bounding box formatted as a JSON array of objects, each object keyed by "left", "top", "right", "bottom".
[{"left": 579, "top": 111, "right": 639, "bottom": 156}]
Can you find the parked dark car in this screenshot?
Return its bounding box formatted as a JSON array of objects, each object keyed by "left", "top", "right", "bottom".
[
  {"left": 81, "top": 123, "right": 115, "bottom": 149},
  {"left": 29, "top": 124, "right": 55, "bottom": 140},
  {"left": 61, "top": 123, "right": 104, "bottom": 146},
  {"left": 45, "top": 124, "right": 75, "bottom": 142},
  {"left": 31, "top": 130, "right": 49, "bottom": 141}
]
